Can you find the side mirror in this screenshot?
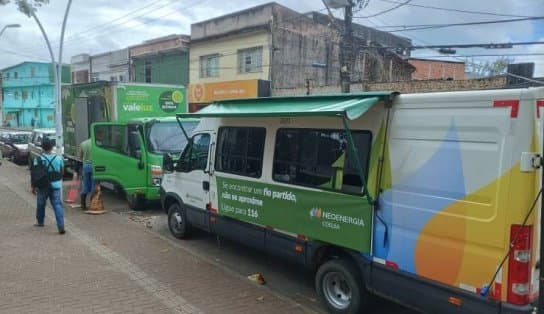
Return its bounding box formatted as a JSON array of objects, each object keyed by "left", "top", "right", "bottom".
[{"left": 163, "top": 153, "right": 174, "bottom": 173}]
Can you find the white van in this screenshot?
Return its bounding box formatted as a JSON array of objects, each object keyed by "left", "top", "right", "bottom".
[{"left": 161, "top": 87, "right": 544, "bottom": 313}]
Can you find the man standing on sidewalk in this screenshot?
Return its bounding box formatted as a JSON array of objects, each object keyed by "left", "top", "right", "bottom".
[
  {"left": 78, "top": 138, "right": 93, "bottom": 210},
  {"left": 31, "top": 139, "right": 65, "bottom": 234}
]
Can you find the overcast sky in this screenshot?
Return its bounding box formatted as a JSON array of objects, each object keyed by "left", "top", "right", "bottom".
[{"left": 0, "top": 0, "right": 543, "bottom": 77}]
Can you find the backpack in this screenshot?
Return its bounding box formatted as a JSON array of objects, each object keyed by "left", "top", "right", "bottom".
[{"left": 31, "top": 155, "right": 61, "bottom": 189}]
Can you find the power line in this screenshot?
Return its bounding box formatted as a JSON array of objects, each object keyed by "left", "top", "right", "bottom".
[
  {"left": 364, "top": 16, "right": 541, "bottom": 84},
  {"left": 14, "top": 0, "right": 178, "bottom": 54},
  {"left": 407, "top": 41, "right": 544, "bottom": 50},
  {"left": 383, "top": 16, "right": 544, "bottom": 32},
  {"left": 15, "top": 0, "right": 186, "bottom": 56},
  {"left": 411, "top": 53, "right": 544, "bottom": 58},
  {"left": 375, "top": 0, "right": 537, "bottom": 18},
  {"left": 357, "top": 0, "right": 411, "bottom": 18},
  {"left": 0, "top": 48, "right": 48, "bottom": 62}
]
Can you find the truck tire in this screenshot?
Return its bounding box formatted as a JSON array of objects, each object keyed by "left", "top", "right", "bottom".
[
  {"left": 316, "top": 259, "right": 367, "bottom": 314},
  {"left": 127, "top": 193, "right": 146, "bottom": 211},
  {"left": 168, "top": 203, "right": 191, "bottom": 239}
]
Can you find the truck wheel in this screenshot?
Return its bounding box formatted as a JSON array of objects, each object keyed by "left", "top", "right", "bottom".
[
  {"left": 168, "top": 203, "right": 190, "bottom": 239},
  {"left": 316, "top": 259, "right": 367, "bottom": 314},
  {"left": 127, "top": 193, "right": 146, "bottom": 211}
]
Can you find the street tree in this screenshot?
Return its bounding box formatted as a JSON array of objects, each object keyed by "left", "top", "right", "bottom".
[
  {"left": 0, "top": 0, "right": 49, "bottom": 15},
  {"left": 2, "top": 0, "right": 71, "bottom": 154},
  {"left": 466, "top": 56, "right": 515, "bottom": 77}
]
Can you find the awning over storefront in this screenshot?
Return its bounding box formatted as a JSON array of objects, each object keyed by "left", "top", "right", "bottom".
[{"left": 178, "top": 91, "right": 397, "bottom": 121}]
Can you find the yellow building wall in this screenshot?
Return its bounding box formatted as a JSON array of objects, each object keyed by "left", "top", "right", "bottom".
[{"left": 189, "top": 31, "right": 271, "bottom": 84}]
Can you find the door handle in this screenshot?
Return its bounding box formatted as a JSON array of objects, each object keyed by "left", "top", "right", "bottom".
[
  {"left": 95, "top": 166, "right": 106, "bottom": 172},
  {"left": 202, "top": 181, "right": 210, "bottom": 191}
]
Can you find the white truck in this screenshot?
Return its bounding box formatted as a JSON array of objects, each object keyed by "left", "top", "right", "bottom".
[{"left": 161, "top": 87, "right": 544, "bottom": 313}]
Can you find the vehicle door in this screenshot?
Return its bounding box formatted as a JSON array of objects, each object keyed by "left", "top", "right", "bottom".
[
  {"left": 91, "top": 123, "right": 147, "bottom": 194},
  {"left": 29, "top": 132, "right": 44, "bottom": 162},
  {"left": 0, "top": 133, "right": 10, "bottom": 157},
  {"left": 174, "top": 131, "right": 213, "bottom": 230}
]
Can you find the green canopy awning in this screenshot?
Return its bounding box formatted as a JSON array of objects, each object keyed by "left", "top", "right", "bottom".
[{"left": 178, "top": 91, "right": 397, "bottom": 121}]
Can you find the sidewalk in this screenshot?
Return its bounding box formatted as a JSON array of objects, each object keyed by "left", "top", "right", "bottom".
[{"left": 0, "top": 161, "right": 312, "bottom": 314}]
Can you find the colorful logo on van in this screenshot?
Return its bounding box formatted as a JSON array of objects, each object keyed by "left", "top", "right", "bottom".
[
  {"left": 310, "top": 207, "right": 323, "bottom": 218},
  {"left": 310, "top": 207, "right": 365, "bottom": 227}
]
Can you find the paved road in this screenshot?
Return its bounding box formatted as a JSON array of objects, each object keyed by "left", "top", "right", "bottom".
[
  {"left": 1, "top": 159, "right": 416, "bottom": 313},
  {"left": 0, "top": 161, "right": 311, "bottom": 313}
]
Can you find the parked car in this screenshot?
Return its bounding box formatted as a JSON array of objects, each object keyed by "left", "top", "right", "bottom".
[
  {"left": 0, "top": 131, "right": 32, "bottom": 164},
  {"left": 28, "top": 128, "right": 56, "bottom": 166}
]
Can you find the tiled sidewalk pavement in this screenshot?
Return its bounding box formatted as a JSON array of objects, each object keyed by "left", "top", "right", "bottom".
[{"left": 0, "top": 162, "right": 312, "bottom": 314}]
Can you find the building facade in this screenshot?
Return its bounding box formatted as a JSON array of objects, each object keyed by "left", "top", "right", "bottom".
[
  {"left": 90, "top": 48, "right": 129, "bottom": 82},
  {"left": 408, "top": 58, "right": 465, "bottom": 80},
  {"left": 70, "top": 49, "right": 129, "bottom": 84},
  {"left": 1, "top": 62, "right": 70, "bottom": 128},
  {"left": 71, "top": 53, "right": 90, "bottom": 84},
  {"left": 130, "top": 34, "right": 190, "bottom": 85},
  {"left": 188, "top": 2, "right": 413, "bottom": 111}
]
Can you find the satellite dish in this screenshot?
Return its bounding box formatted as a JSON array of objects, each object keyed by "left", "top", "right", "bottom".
[{"left": 323, "top": 0, "right": 350, "bottom": 9}]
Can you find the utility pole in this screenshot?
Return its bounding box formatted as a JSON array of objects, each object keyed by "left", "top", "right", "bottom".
[
  {"left": 24, "top": 0, "right": 72, "bottom": 154},
  {"left": 340, "top": 0, "right": 353, "bottom": 93}
]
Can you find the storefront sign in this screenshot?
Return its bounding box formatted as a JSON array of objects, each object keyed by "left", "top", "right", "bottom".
[{"left": 188, "top": 80, "right": 262, "bottom": 103}]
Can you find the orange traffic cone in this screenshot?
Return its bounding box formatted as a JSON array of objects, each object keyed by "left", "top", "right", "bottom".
[
  {"left": 65, "top": 172, "right": 79, "bottom": 204},
  {"left": 85, "top": 184, "right": 107, "bottom": 215}
]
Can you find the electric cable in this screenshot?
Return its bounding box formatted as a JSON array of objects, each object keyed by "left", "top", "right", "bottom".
[
  {"left": 356, "top": 0, "right": 411, "bottom": 18},
  {"left": 375, "top": 0, "right": 537, "bottom": 18}
]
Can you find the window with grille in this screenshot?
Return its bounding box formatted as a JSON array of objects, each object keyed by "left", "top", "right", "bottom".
[
  {"left": 273, "top": 128, "right": 372, "bottom": 194},
  {"left": 215, "top": 127, "right": 266, "bottom": 178},
  {"left": 199, "top": 54, "right": 219, "bottom": 78},
  {"left": 238, "top": 47, "right": 263, "bottom": 73},
  {"left": 144, "top": 60, "right": 152, "bottom": 83}
]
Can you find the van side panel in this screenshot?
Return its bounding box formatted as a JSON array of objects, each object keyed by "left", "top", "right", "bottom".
[{"left": 373, "top": 90, "right": 536, "bottom": 301}]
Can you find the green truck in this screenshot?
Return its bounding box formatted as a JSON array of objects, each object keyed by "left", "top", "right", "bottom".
[{"left": 62, "top": 81, "right": 197, "bottom": 209}]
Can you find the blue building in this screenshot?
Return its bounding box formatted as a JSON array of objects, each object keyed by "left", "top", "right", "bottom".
[{"left": 1, "top": 61, "right": 70, "bottom": 128}]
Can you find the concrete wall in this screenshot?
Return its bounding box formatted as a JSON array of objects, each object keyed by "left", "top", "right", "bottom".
[
  {"left": 71, "top": 54, "right": 90, "bottom": 84},
  {"left": 409, "top": 59, "right": 465, "bottom": 80},
  {"left": 272, "top": 76, "right": 507, "bottom": 96},
  {"left": 309, "top": 12, "right": 412, "bottom": 51},
  {"left": 133, "top": 52, "right": 189, "bottom": 85},
  {"left": 130, "top": 35, "right": 189, "bottom": 57},
  {"left": 191, "top": 3, "right": 273, "bottom": 41},
  {"left": 90, "top": 48, "right": 129, "bottom": 82},
  {"left": 189, "top": 31, "right": 271, "bottom": 84},
  {"left": 270, "top": 6, "right": 340, "bottom": 89}
]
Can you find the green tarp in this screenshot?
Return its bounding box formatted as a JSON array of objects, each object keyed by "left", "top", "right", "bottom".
[{"left": 178, "top": 92, "right": 396, "bottom": 121}]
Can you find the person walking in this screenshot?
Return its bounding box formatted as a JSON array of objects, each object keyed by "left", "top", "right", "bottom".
[
  {"left": 78, "top": 138, "right": 93, "bottom": 210},
  {"left": 31, "top": 139, "right": 65, "bottom": 234}
]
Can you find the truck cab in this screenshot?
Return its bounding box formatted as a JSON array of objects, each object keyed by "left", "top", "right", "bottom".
[{"left": 91, "top": 117, "right": 198, "bottom": 210}]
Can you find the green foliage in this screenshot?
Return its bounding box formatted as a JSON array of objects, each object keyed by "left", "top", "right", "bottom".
[
  {"left": 466, "top": 56, "right": 515, "bottom": 77},
  {"left": 0, "top": 0, "right": 49, "bottom": 16}
]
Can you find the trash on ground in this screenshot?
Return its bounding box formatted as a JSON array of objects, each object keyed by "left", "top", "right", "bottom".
[{"left": 247, "top": 273, "right": 266, "bottom": 285}]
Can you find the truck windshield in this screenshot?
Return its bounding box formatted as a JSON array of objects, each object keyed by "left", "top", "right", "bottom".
[{"left": 147, "top": 121, "right": 198, "bottom": 154}]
